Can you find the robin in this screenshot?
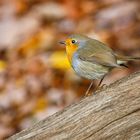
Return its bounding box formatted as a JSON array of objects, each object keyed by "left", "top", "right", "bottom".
[{"left": 60, "top": 34, "right": 140, "bottom": 96}]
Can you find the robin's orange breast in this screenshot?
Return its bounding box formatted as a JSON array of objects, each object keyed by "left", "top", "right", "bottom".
[{"left": 65, "top": 39, "right": 78, "bottom": 64}]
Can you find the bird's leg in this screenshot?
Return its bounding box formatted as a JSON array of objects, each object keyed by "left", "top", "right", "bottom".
[
  {"left": 95, "top": 75, "right": 106, "bottom": 91},
  {"left": 85, "top": 81, "right": 94, "bottom": 96},
  {"left": 97, "top": 76, "right": 105, "bottom": 88},
  {"left": 85, "top": 75, "right": 106, "bottom": 96}
]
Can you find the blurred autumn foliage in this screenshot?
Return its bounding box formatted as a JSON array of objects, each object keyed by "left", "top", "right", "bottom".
[{"left": 0, "top": 0, "right": 140, "bottom": 139}]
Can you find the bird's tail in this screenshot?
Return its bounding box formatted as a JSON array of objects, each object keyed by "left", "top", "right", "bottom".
[{"left": 116, "top": 54, "right": 140, "bottom": 65}]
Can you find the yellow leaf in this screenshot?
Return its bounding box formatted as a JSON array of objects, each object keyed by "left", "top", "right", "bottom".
[
  {"left": 50, "top": 51, "right": 70, "bottom": 70},
  {"left": 33, "top": 97, "right": 47, "bottom": 113},
  {"left": 0, "top": 60, "right": 7, "bottom": 71}
]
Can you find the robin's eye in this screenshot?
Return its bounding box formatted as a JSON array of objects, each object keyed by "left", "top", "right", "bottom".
[{"left": 71, "top": 40, "right": 76, "bottom": 44}]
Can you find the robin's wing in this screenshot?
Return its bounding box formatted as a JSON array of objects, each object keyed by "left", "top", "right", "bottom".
[{"left": 77, "top": 39, "right": 119, "bottom": 67}]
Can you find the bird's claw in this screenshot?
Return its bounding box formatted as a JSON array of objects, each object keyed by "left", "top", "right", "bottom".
[{"left": 94, "top": 84, "right": 107, "bottom": 92}]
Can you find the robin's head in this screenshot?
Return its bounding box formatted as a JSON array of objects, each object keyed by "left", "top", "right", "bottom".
[{"left": 60, "top": 34, "right": 90, "bottom": 63}]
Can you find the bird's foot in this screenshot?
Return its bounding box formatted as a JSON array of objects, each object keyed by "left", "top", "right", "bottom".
[
  {"left": 94, "top": 84, "right": 107, "bottom": 92},
  {"left": 85, "top": 92, "right": 92, "bottom": 97},
  {"left": 84, "top": 83, "right": 107, "bottom": 97},
  {"left": 99, "top": 84, "right": 107, "bottom": 89}
]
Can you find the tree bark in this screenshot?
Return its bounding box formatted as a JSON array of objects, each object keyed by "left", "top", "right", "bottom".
[{"left": 8, "top": 71, "right": 140, "bottom": 140}]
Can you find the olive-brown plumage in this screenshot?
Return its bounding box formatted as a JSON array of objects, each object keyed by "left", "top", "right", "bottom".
[{"left": 60, "top": 34, "right": 140, "bottom": 95}]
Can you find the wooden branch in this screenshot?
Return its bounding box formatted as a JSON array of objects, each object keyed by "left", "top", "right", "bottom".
[{"left": 8, "top": 71, "right": 140, "bottom": 140}]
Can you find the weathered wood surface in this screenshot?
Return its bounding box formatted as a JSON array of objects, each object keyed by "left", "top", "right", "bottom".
[{"left": 8, "top": 71, "right": 140, "bottom": 140}]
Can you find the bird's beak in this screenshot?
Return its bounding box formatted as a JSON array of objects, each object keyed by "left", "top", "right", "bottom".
[{"left": 59, "top": 41, "right": 66, "bottom": 45}]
